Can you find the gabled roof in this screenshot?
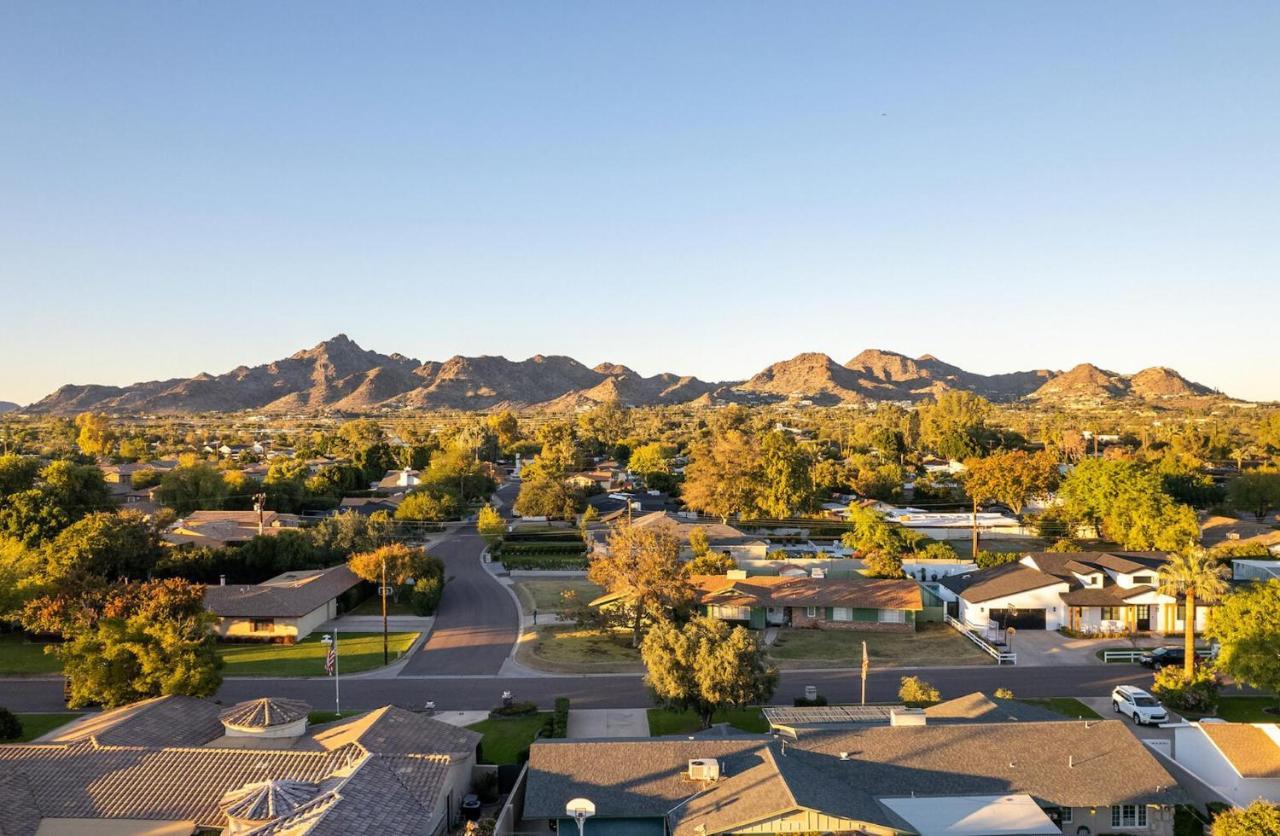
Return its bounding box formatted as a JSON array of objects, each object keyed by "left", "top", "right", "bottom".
[
  {"left": 204, "top": 564, "right": 363, "bottom": 619},
  {"left": 939, "top": 563, "right": 1066, "bottom": 604},
  {"left": 1199, "top": 723, "right": 1280, "bottom": 778},
  {"left": 629, "top": 512, "right": 764, "bottom": 545},
  {"left": 691, "top": 575, "right": 923, "bottom": 611},
  {"left": 923, "top": 693, "right": 1066, "bottom": 724},
  {"left": 1060, "top": 583, "right": 1155, "bottom": 607},
  {"left": 43, "top": 695, "right": 225, "bottom": 748},
  {"left": 308, "top": 706, "right": 480, "bottom": 757},
  {"left": 1025, "top": 551, "right": 1167, "bottom": 579}
]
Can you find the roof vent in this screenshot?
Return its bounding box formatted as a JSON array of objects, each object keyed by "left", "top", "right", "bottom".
[
  {"left": 726, "top": 569, "right": 748, "bottom": 580},
  {"left": 811, "top": 567, "right": 826, "bottom": 579},
  {"left": 839, "top": 751, "right": 850, "bottom": 761},
  {"left": 889, "top": 708, "right": 927, "bottom": 727},
  {"left": 688, "top": 759, "right": 720, "bottom": 782}
]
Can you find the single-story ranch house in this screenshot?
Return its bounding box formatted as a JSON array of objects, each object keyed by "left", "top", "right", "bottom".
[
  {"left": 590, "top": 511, "right": 770, "bottom": 561},
  {"left": 204, "top": 564, "right": 363, "bottom": 641},
  {"left": 593, "top": 570, "right": 924, "bottom": 632}
]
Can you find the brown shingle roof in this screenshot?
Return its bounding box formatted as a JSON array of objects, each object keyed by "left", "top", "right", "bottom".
[
  {"left": 939, "top": 563, "right": 1067, "bottom": 604},
  {"left": 690, "top": 575, "right": 923, "bottom": 611},
  {"left": 204, "top": 565, "right": 363, "bottom": 619},
  {"left": 1200, "top": 723, "right": 1280, "bottom": 778}
]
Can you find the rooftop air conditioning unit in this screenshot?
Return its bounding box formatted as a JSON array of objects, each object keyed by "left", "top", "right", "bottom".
[{"left": 687, "top": 759, "right": 721, "bottom": 782}]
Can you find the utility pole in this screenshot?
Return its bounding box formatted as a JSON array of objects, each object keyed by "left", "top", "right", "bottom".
[
  {"left": 253, "top": 493, "right": 267, "bottom": 536},
  {"left": 381, "top": 556, "right": 389, "bottom": 666}
]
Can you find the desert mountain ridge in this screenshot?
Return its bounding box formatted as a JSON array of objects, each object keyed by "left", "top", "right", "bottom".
[{"left": 20, "top": 335, "right": 1228, "bottom": 415}]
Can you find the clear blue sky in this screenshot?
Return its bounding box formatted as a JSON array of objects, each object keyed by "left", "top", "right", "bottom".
[{"left": 2, "top": 2, "right": 1278, "bottom": 404}]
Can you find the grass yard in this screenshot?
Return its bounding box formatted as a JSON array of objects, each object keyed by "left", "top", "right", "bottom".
[
  {"left": 217, "top": 631, "right": 419, "bottom": 676},
  {"left": 1213, "top": 696, "right": 1280, "bottom": 722},
  {"left": 647, "top": 707, "right": 769, "bottom": 736},
  {"left": 1018, "top": 698, "right": 1101, "bottom": 720},
  {"left": 517, "top": 627, "right": 644, "bottom": 673},
  {"left": 307, "top": 710, "right": 364, "bottom": 725},
  {"left": 348, "top": 595, "right": 416, "bottom": 616},
  {"left": 0, "top": 634, "right": 63, "bottom": 675},
  {"left": 767, "top": 622, "right": 992, "bottom": 668},
  {"left": 12, "top": 713, "right": 81, "bottom": 742},
  {"left": 467, "top": 713, "right": 551, "bottom": 764},
  {"left": 512, "top": 579, "right": 603, "bottom": 613}
]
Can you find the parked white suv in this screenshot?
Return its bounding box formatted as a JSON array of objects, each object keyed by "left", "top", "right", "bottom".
[{"left": 1112, "top": 686, "right": 1169, "bottom": 726}]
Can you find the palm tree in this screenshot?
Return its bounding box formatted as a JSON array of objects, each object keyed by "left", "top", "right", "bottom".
[{"left": 1157, "top": 547, "right": 1229, "bottom": 675}]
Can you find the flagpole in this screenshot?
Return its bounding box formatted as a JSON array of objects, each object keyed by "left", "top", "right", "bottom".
[
  {"left": 334, "top": 627, "right": 340, "bottom": 717},
  {"left": 860, "top": 640, "right": 868, "bottom": 706}
]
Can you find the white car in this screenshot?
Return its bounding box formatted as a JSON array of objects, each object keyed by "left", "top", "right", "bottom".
[{"left": 1112, "top": 686, "right": 1169, "bottom": 726}]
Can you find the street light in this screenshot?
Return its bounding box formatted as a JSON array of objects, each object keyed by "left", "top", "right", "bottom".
[{"left": 566, "top": 798, "right": 595, "bottom": 836}]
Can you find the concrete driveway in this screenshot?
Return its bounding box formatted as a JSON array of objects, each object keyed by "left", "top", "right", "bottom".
[
  {"left": 1009, "top": 630, "right": 1142, "bottom": 666},
  {"left": 567, "top": 708, "right": 650, "bottom": 738}
]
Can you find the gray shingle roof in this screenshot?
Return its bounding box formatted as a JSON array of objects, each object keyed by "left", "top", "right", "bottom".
[
  {"left": 923, "top": 693, "right": 1066, "bottom": 724},
  {"left": 220, "top": 698, "right": 313, "bottom": 730},
  {"left": 308, "top": 706, "right": 481, "bottom": 757},
  {"left": 938, "top": 563, "right": 1066, "bottom": 604},
  {"left": 204, "top": 564, "right": 363, "bottom": 618}
]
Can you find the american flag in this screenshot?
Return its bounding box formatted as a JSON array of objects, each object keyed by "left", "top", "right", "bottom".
[{"left": 325, "top": 643, "right": 336, "bottom": 676}]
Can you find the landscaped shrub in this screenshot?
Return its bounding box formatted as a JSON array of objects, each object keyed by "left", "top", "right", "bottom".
[
  {"left": 551, "top": 697, "right": 570, "bottom": 737},
  {"left": 1152, "top": 666, "right": 1220, "bottom": 713},
  {"left": 489, "top": 700, "right": 539, "bottom": 718},
  {"left": 898, "top": 676, "right": 941, "bottom": 707},
  {"left": 501, "top": 555, "right": 589, "bottom": 571},
  {"left": 793, "top": 695, "right": 828, "bottom": 707},
  {"left": 0, "top": 707, "right": 21, "bottom": 741}
]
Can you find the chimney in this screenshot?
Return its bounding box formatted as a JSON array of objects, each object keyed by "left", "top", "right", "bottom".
[{"left": 890, "top": 708, "right": 927, "bottom": 727}]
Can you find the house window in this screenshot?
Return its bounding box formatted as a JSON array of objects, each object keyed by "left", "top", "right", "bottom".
[
  {"left": 1100, "top": 607, "right": 1123, "bottom": 621},
  {"left": 1060, "top": 807, "right": 1072, "bottom": 823},
  {"left": 878, "top": 609, "right": 906, "bottom": 624},
  {"left": 805, "top": 606, "right": 817, "bottom": 618},
  {"left": 1176, "top": 605, "right": 1186, "bottom": 622},
  {"left": 1111, "top": 805, "right": 1147, "bottom": 828},
  {"left": 709, "top": 605, "right": 751, "bottom": 622},
  {"left": 1133, "top": 575, "right": 1154, "bottom": 585},
  {"left": 251, "top": 618, "right": 274, "bottom": 632},
  {"left": 832, "top": 607, "right": 853, "bottom": 621}
]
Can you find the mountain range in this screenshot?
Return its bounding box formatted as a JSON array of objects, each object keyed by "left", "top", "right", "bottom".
[{"left": 19, "top": 335, "right": 1224, "bottom": 415}]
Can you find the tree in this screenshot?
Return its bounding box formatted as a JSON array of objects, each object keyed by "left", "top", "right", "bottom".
[
  {"left": 577, "top": 401, "right": 631, "bottom": 452},
  {"left": 685, "top": 550, "right": 737, "bottom": 576},
  {"left": 23, "top": 579, "right": 222, "bottom": 708},
  {"left": 1058, "top": 458, "right": 1199, "bottom": 550},
  {"left": 0, "top": 461, "right": 111, "bottom": 546},
  {"left": 1205, "top": 579, "right": 1280, "bottom": 706},
  {"left": 688, "top": 527, "right": 711, "bottom": 559},
  {"left": 898, "top": 675, "right": 941, "bottom": 707},
  {"left": 756, "top": 431, "right": 815, "bottom": 519},
  {"left": 682, "top": 430, "right": 761, "bottom": 523},
  {"left": 514, "top": 476, "right": 582, "bottom": 520},
  {"left": 0, "top": 454, "right": 40, "bottom": 499},
  {"left": 0, "top": 707, "right": 21, "bottom": 741},
  {"left": 307, "top": 511, "right": 395, "bottom": 560},
  {"left": 962, "top": 450, "right": 1059, "bottom": 556},
  {"left": 0, "top": 536, "right": 41, "bottom": 618},
  {"left": 863, "top": 550, "right": 905, "bottom": 579},
  {"left": 974, "top": 550, "right": 1020, "bottom": 569},
  {"left": 1157, "top": 548, "right": 1229, "bottom": 676},
  {"left": 349, "top": 543, "right": 439, "bottom": 604},
  {"left": 75, "top": 412, "right": 116, "bottom": 457},
  {"left": 627, "top": 443, "right": 671, "bottom": 480},
  {"left": 588, "top": 522, "right": 691, "bottom": 646},
  {"left": 1227, "top": 470, "right": 1280, "bottom": 521},
  {"left": 396, "top": 489, "right": 460, "bottom": 522},
  {"left": 117, "top": 436, "right": 151, "bottom": 462},
  {"left": 918, "top": 391, "right": 991, "bottom": 460},
  {"left": 155, "top": 463, "right": 229, "bottom": 515},
  {"left": 42, "top": 510, "right": 162, "bottom": 587},
  {"left": 641, "top": 616, "right": 777, "bottom": 728},
  {"left": 1212, "top": 800, "right": 1280, "bottom": 836},
  {"left": 477, "top": 504, "right": 505, "bottom": 543}
]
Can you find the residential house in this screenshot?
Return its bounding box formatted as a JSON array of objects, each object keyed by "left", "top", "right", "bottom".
[
  {"left": 0, "top": 694, "right": 480, "bottom": 835},
  {"left": 338, "top": 495, "right": 403, "bottom": 516},
  {"left": 590, "top": 511, "right": 769, "bottom": 561},
  {"left": 592, "top": 571, "right": 923, "bottom": 632},
  {"left": 204, "top": 564, "right": 363, "bottom": 641},
  {"left": 375, "top": 467, "right": 421, "bottom": 494},
  {"left": 163, "top": 509, "right": 303, "bottom": 548},
  {"left": 523, "top": 702, "right": 1186, "bottom": 836},
  {"left": 1172, "top": 720, "right": 1280, "bottom": 808},
  {"left": 938, "top": 562, "right": 1072, "bottom": 631},
  {"left": 1232, "top": 558, "right": 1280, "bottom": 582},
  {"left": 99, "top": 460, "right": 177, "bottom": 485},
  {"left": 1200, "top": 514, "right": 1280, "bottom": 555}
]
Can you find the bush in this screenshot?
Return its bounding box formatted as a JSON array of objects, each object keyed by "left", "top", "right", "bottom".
[
  {"left": 898, "top": 676, "right": 941, "bottom": 707},
  {"left": 793, "top": 695, "right": 828, "bottom": 707},
  {"left": 993, "top": 687, "right": 1014, "bottom": 699},
  {"left": 501, "top": 555, "right": 589, "bottom": 571},
  {"left": 489, "top": 700, "right": 539, "bottom": 718},
  {"left": 1152, "top": 666, "right": 1220, "bottom": 713},
  {"left": 551, "top": 697, "right": 570, "bottom": 738},
  {"left": 0, "top": 707, "right": 21, "bottom": 741}
]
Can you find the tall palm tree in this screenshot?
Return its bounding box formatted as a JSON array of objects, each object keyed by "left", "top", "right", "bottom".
[{"left": 1157, "top": 547, "right": 1229, "bottom": 675}]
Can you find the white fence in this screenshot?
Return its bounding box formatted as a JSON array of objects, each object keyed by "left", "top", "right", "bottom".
[
  {"left": 944, "top": 614, "right": 1017, "bottom": 664},
  {"left": 1102, "top": 649, "right": 1148, "bottom": 664}
]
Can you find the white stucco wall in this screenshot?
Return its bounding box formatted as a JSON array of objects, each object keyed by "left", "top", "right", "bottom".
[
  {"left": 958, "top": 583, "right": 1070, "bottom": 631},
  {"left": 1173, "top": 725, "right": 1280, "bottom": 808}
]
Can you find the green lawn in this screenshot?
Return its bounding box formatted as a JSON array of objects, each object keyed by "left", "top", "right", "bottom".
[
  {"left": 1214, "top": 696, "right": 1280, "bottom": 723},
  {"left": 512, "top": 579, "right": 603, "bottom": 613},
  {"left": 217, "top": 632, "right": 419, "bottom": 676},
  {"left": 647, "top": 707, "right": 769, "bottom": 736},
  {"left": 11, "top": 713, "right": 80, "bottom": 742},
  {"left": 1019, "top": 698, "right": 1101, "bottom": 720},
  {"left": 348, "top": 595, "right": 416, "bottom": 616},
  {"left": 517, "top": 627, "right": 644, "bottom": 673},
  {"left": 307, "top": 710, "right": 364, "bottom": 725},
  {"left": 0, "top": 634, "right": 63, "bottom": 675},
  {"left": 767, "top": 622, "right": 992, "bottom": 668},
  {"left": 467, "top": 713, "right": 550, "bottom": 764}
]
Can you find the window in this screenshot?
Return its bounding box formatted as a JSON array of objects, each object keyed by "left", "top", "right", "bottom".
[
  {"left": 1133, "top": 575, "right": 1154, "bottom": 585},
  {"left": 878, "top": 608, "right": 906, "bottom": 624},
  {"left": 709, "top": 605, "right": 751, "bottom": 621},
  {"left": 832, "top": 607, "right": 853, "bottom": 621},
  {"left": 250, "top": 618, "right": 274, "bottom": 632},
  {"left": 1111, "top": 805, "right": 1147, "bottom": 828},
  {"left": 1060, "top": 807, "right": 1073, "bottom": 823},
  {"left": 805, "top": 606, "right": 817, "bottom": 618},
  {"left": 1100, "top": 607, "right": 1123, "bottom": 621}
]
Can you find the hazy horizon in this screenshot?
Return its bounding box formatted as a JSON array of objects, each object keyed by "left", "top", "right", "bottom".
[{"left": 3, "top": 3, "right": 1278, "bottom": 404}]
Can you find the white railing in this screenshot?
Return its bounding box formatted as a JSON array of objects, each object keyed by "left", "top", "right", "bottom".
[
  {"left": 1103, "top": 649, "right": 1148, "bottom": 663},
  {"left": 944, "top": 614, "right": 1017, "bottom": 664}
]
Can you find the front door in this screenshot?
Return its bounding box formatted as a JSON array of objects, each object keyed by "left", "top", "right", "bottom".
[{"left": 1136, "top": 605, "right": 1151, "bottom": 631}]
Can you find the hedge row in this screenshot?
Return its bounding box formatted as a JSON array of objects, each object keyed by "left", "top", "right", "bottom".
[
  {"left": 551, "top": 697, "right": 570, "bottom": 738},
  {"left": 501, "top": 555, "right": 590, "bottom": 571},
  {"left": 498, "top": 541, "right": 589, "bottom": 556},
  {"left": 503, "top": 532, "right": 585, "bottom": 544}
]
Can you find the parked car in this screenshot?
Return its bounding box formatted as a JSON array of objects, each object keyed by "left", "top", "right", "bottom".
[
  {"left": 1112, "top": 685, "right": 1169, "bottom": 725},
  {"left": 1139, "top": 646, "right": 1215, "bottom": 670}
]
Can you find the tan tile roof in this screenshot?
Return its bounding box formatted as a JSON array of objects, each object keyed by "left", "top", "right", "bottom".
[
  {"left": 219, "top": 698, "right": 313, "bottom": 730},
  {"left": 690, "top": 575, "right": 923, "bottom": 611},
  {"left": 1200, "top": 723, "right": 1280, "bottom": 778}
]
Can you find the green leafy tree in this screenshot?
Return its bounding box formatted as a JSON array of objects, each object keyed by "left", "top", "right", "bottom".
[
  {"left": 1212, "top": 800, "right": 1280, "bottom": 836},
  {"left": 0, "top": 454, "right": 41, "bottom": 498},
  {"left": 756, "top": 430, "right": 815, "bottom": 519},
  {"left": 685, "top": 550, "right": 737, "bottom": 576},
  {"left": 0, "top": 461, "right": 111, "bottom": 546},
  {"left": 396, "top": 489, "right": 460, "bottom": 522},
  {"left": 918, "top": 391, "right": 991, "bottom": 460},
  {"left": 477, "top": 503, "right": 505, "bottom": 543},
  {"left": 348, "top": 543, "right": 441, "bottom": 604},
  {"left": 641, "top": 615, "right": 778, "bottom": 728},
  {"left": 1157, "top": 548, "right": 1229, "bottom": 676},
  {"left": 1058, "top": 458, "right": 1199, "bottom": 550},
  {"left": 155, "top": 463, "right": 230, "bottom": 515},
  {"left": 117, "top": 436, "right": 151, "bottom": 462},
  {"left": 627, "top": 442, "right": 671, "bottom": 480},
  {"left": 74, "top": 412, "right": 116, "bottom": 457},
  {"left": 898, "top": 675, "right": 941, "bottom": 707},
  {"left": 863, "top": 550, "right": 906, "bottom": 578},
  {"left": 514, "top": 476, "right": 582, "bottom": 520},
  {"left": 307, "top": 511, "right": 395, "bottom": 559},
  {"left": 974, "top": 550, "right": 1020, "bottom": 569},
  {"left": 0, "top": 707, "right": 21, "bottom": 741},
  {"left": 682, "top": 430, "right": 761, "bottom": 523},
  {"left": 589, "top": 521, "right": 691, "bottom": 646},
  {"left": 1206, "top": 579, "right": 1280, "bottom": 707},
  {"left": 0, "top": 536, "right": 42, "bottom": 618},
  {"left": 42, "top": 510, "right": 162, "bottom": 587},
  {"left": 1226, "top": 470, "right": 1280, "bottom": 521}
]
